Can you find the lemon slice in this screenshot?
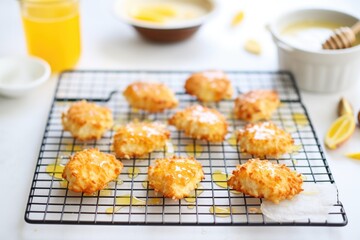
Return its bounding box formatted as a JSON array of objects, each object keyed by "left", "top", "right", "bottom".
[
  {"left": 231, "top": 11, "right": 244, "bottom": 26},
  {"left": 345, "top": 152, "right": 360, "bottom": 160},
  {"left": 325, "top": 114, "right": 356, "bottom": 149}
]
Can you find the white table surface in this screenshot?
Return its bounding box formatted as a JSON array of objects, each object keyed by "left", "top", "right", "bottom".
[{"left": 1, "top": 0, "right": 360, "bottom": 239}]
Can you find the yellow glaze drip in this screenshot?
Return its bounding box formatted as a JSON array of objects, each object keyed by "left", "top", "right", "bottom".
[
  {"left": 212, "top": 170, "right": 229, "bottom": 188},
  {"left": 284, "top": 125, "right": 296, "bottom": 133},
  {"left": 59, "top": 180, "right": 68, "bottom": 188},
  {"left": 230, "top": 190, "right": 242, "bottom": 195},
  {"left": 227, "top": 133, "right": 237, "bottom": 148},
  {"left": 292, "top": 113, "right": 308, "bottom": 127},
  {"left": 99, "top": 189, "right": 113, "bottom": 197},
  {"left": 128, "top": 167, "right": 140, "bottom": 178},
  {"left": 292, "top": 145, "right": 302, "bottom": 155},
  {"left": 148, "top": 198, "right": 162, "bottom": 205},
  {"left": 46, "top": 162, "right": 64, "bottom": 180},
  {"left": 132, "top": 108, "right": 140, "bottom": 113},
  {"left": 184, "top": 183, "right": 204, "bottom": 203},
  {"left": 112, "top": 125, "right": 121, "bottom": 131},
  {"left": 185, "top": 143, "right": 203, "bottom": 157},
  {"left": 106, "top": 195, "right": 145, "bottom": 214},
  {"left": 209, "top": 206, "right": 231, "bottom": 217},
  {"left": 64, "top": 144, "right": 83, "bottom": 152},
  {"left": 248, "top": 207, "right": 261, "bottom": 214}
]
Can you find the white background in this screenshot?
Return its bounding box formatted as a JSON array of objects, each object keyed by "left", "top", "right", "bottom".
[{"left": 0, "top": 0, "right": 360, "bottom": 239}]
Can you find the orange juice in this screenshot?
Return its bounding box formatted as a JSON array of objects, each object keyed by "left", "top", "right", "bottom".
[{"left": 20, "top": 0, "right": 81, "bottom": 72}]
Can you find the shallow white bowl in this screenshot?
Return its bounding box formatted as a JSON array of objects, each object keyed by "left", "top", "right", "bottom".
[
  {"left": 0, "top": 56, "right": 51, "bottom": 98},
  {"left": 114, "top": 0, "right": 216, "bottom": 42},
  {"left": 268, "top": 8, "right": 360, "bottom": 93}
]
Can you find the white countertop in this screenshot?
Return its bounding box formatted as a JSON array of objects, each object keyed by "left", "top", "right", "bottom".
[{"left": 1, "top": 0, "right": 360, "bottom": 239}]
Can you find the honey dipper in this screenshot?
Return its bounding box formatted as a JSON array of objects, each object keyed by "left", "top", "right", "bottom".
[{"left": 322, "top": 21, "right": 360, "bottom": 49}]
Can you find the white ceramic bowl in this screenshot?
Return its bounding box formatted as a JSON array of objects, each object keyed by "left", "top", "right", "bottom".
[
  {"left": 268, "top": 8, "right": 360, "bottom": 93},
  {"left": 114, "top": 0, "right": 215, "bottom": 42},
  {"left": 0, "top": 56, "right": 51, "bottom": 98}
]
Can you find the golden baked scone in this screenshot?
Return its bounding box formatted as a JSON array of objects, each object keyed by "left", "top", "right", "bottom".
[
  {"left": 237, "top": 121, "right": 294, "bottom": 157},
  {"left": 168, "top": 105, "right": 228, "bottom": 142},
  {"left": 61, "top": 100, "right": 113, "bottom": 141},
  {"left": 234, "top": 90, "right": 280, "bottom": 122},
  {"left": 148, "top": 156, "right": 204, "bottom": 199},
  {"left": 113, "top": 121, "right": 170, "bottom": 159},
  {"left": 227, "top": 158, "right": 303, "bottom": 203},
  {"left": 62, "top": 148, "right": 123, "bottom": 194},
  {"left": 123, "top": 81, "right": 178, "bottom": 113},
  {"left": 185, "top": 70, "right": 233, "bottom": 102}
]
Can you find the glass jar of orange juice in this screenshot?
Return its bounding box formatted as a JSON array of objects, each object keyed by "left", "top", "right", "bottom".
[{"left": 19, "top": 0, "right": 81, "bottom": 72}]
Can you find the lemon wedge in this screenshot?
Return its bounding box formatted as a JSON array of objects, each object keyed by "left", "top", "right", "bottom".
[
  {"left": 231, "top": 11, "right": 244, "bottom": 26},
  {"left": 345, "top": 152, "right": 360, "bottom": 160},
  {"left": 325, "top": 114, "right": 356, "bottom": 149}
]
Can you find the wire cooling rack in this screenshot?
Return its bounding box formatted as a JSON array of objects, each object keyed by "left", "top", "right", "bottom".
[{"left": 25, "top": 70, "right": 347, "bottom": 226}]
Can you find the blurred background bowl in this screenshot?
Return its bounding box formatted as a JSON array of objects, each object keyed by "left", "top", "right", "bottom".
[
  {"left": 114, "top": 0, "right": 215, "bottom": 43},
  {"left": 268, "top": 8, "right": 360, "bottom": 93},
  {"left": 0, "top": 56, "right": 51, "bottom": 98}
]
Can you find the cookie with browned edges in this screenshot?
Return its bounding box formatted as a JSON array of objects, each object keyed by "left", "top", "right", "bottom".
[
  {"left": 113, "top": 121, "right": 170, "bottom": 159},
  {"left": 61, "top": 100, "right": 113, "bottom": 141},
  {"left": 62, "top": 148, "right": 123, "bottom": 194},
  {"left": 148, "top": 156, "right": 204, "bottom": 199},
  {"left": 168, "top": 105, "right": 228, "bottom": 142},
  {"left": 123, "top": 81, "right": 178, "bottom": 113},
  {"left": 234, "top": 90, "right": 280, "bottom": 122},
  {"left": 237, "top": 121, "right": 294, "bottom": 157},
  {"left": 185, "top": 70, "right": 233, "bottom": 102},
  {"left": 228, "top": 158, "right": 303, "bottom": 203}
]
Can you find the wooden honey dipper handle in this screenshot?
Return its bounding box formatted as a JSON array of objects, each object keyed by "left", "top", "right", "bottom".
[
  {"left": 323, "top": 21, "right": 360, "bottom": 50},
  {"left": 351, "top": 21, "right": 360, "bottom": 35}
]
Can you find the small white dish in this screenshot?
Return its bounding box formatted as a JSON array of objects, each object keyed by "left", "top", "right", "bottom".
[{"left": 0, "top": 56, "right": 51, "bottom": 98}]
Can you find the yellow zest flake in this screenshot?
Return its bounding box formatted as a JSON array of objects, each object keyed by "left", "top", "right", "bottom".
[
  {"left": 231, "top": 11, "right": 244, "bottom": 26},
  {"left": 345, "top": 152, "right": 360, "bottom": 160},
  {"left": 244, "top": 39, "right": 262, "bottom": 55}
]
